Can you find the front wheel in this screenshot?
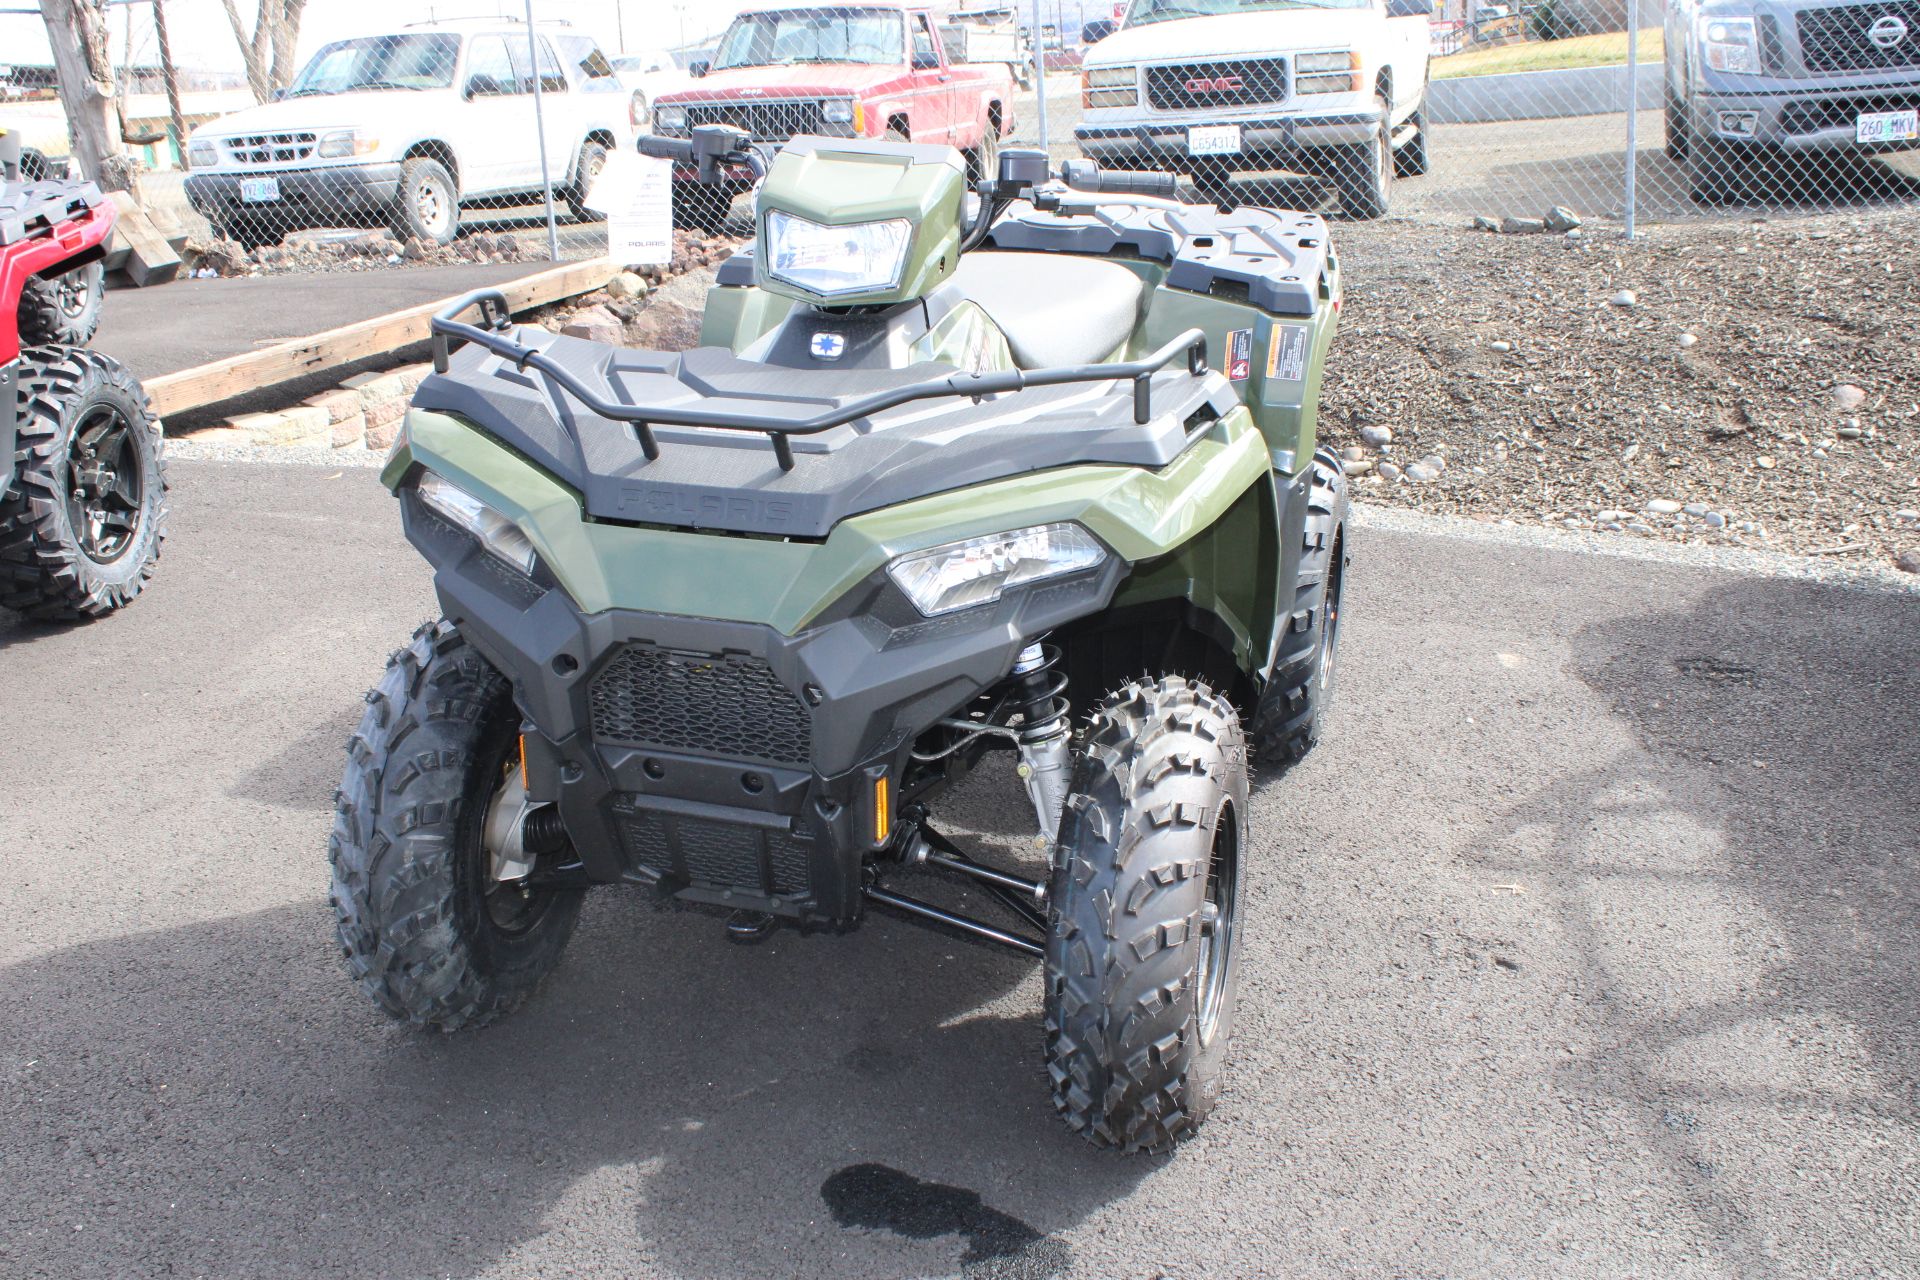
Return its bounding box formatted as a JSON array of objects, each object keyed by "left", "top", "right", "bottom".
[
  {"left": 390, "top": 156, "right": 460, "bottom": 245},
  {"left": 1394, "top": 104, "right": 1430, "bottom": 178},
  {"left": 566, "top": 139, "right": 609, "bottom": 223},
  {"left": 330, "top": 620, "right": 584, "bottom": 1030},
  {"left": 0, "top": 348, "right": 167, "bottom": 621},
  {"left": 1665, "top": 85, "right": 1692, "bottom": 162},
  {"left": 1330, "top": 97, "right": 1393, "bottom": 220},
  {"left": 1045, "top": 675, "right": 1251, "bottom": 1154}
]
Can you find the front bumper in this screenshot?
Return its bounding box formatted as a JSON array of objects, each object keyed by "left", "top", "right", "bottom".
[
  {"left": 184, "top": 162, "right": 403, "bottom": 229},
  {"left": 1693, "top": 73, "right": 1920, "bottom": 150},
  {"left": 402, "top": 479, "right": 1122, "bottom": 927},
  {"left": 1075, "top": 111, "right": 1380, "bottom": 170}
]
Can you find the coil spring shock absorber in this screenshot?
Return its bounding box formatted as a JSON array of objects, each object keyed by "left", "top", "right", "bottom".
[{"left": 1008, "top": 640, "right": 1073, "bottom": 842}]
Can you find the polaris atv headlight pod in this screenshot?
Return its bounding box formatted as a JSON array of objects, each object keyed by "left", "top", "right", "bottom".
[
  {"left": 416, "top": 472, "right": 538, "bottom": 576},
  {"left": 765, "top": 211, "right": 912, "bottom": 298},
  {"left": 887, "top": 524, "right": 1107, "bottom": 616},
  {"left": 754, "top": 136, "right": 966, "bottom": 308}
]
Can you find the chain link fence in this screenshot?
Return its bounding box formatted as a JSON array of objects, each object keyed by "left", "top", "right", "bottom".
[{"left": 7, "top": 0, "right": 1918, "bottom": 277}]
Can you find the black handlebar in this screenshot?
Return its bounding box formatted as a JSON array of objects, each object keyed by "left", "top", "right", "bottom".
[{"left": 1059, "top": 158, "right": 1180, "bottom": 201}]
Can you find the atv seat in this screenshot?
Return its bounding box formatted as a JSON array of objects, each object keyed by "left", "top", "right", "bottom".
[{"left": 951, "top": 251, "right": 1144, "bottom": 370}]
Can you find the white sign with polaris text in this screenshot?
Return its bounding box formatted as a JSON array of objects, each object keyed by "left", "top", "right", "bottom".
[{"left": 585, "top": 151, "right": 674, "bottom": 266}]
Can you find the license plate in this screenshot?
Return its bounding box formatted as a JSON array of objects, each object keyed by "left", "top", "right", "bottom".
[
  {"left": 239, "top": 176, "right": 281, "bottom": 203},
  {"left": 1188, "top": 124, "right": 1242, "bottom": 156},
  {"left": 1857, "top": 109, "right": 1919, "bottom": 144}
]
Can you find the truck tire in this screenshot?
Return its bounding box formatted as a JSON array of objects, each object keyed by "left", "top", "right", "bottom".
[
  {"left": 389, "top": 156, "right": 460, "bottom": 245},
  {"left": 671, "top": 179, "right": 733, "bottom": 232},
  {"left": 16, "top": 260, "right": 104, "bottom": 346},
  {"left": 1331, "top": 97, "right": 1393, "bottom": 219},
  {"left": 1394, "top": 104, "right": 1430, "bottom": 178},
  {"left": 0, "top": 348, "right": 167, "bottom": 621},
  {"left": 566, "top": 139, "right": 609, "bottom": 223},
  {"left": 967, "top": 117, "right": 1001, "bottom": 182},
  {"left": 1045, "top": 675, "right": 1251, "bottom": 1154},
  {"left": 1689, "top": 139, "right": 1758, "bottom": 205},
  {"left": 1665, "top": 85, "right": 1692, "bottom": 162},
  {"left": 1250, "top": 451, "right": 1350, "bottom": 769},
  {"left": 331, "top": 620, "right": 585, "bottom": 1030}
]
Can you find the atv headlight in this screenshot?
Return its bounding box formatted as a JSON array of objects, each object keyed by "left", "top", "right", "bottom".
[
  {"left": 1700, "top": 16, "right": 1760, "bottom": 74},
  {"left": 317, "top": 129, "right": 380, "bottom": 159},
  {"left": 416, "top": 473, "right": 538, "bottom": 576},
  {"left": 655, "top": 104, "right": 689, "bottom": 132},
  {"left": 765, "top": 210, "right": 912, "bottom": 298},
  {"left": 887, "top": 524, "right": 1107, "bottom": 617}
]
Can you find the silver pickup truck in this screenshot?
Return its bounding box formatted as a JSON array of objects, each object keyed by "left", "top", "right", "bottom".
[{"left": 1665, "top": 0, "right": 1920, "bottom": 199}]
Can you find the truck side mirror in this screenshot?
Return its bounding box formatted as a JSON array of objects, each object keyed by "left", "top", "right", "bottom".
[{"left": 689, "top": 60, "right": 710, "bottom": 78}]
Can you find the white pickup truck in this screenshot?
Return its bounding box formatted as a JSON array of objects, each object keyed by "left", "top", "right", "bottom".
[
  {"left": 1074, "top": 0, "right": 1434, "bottom": 218},
  {"left": 184, "top": 20, "right": 632, "bottom": 248}
]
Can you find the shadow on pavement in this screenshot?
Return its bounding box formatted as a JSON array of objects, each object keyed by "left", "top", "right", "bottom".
[
  {"left": 1, "top": 882, "right": 1142, "bottom": 1278},
  {"left": 1470, "top": 573, "right": 1918, "bottom": 1269}
]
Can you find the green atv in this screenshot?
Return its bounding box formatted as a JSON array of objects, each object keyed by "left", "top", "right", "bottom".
[{"left": 334, "top": 126, "right": 1351, "bottom": 1154}]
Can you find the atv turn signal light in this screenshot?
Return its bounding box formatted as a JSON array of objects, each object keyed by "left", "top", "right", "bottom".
[{"left": 873, "top": 774, "right": 891, "bottom": 846}]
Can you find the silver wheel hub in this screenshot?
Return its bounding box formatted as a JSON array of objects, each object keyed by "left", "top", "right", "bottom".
[{"left": 482, "top": 767, "right": 535, "bottom": 881}]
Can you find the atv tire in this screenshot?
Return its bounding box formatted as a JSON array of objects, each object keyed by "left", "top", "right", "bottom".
[
  {"left": 1045, "top": 675, "right": 1251, "bottom": 1154},
  {"left": 1250, "top": 450, "right": 1350, "bottom": 769},
  {"left": 0, "top": 348, "right": 167, "bottom": 620},
  {"left": 17, "top": 261, "right": 104, "bottom": 346},
  {"left": 331, "top": 620, "right": 584, "bottom": 1030}
]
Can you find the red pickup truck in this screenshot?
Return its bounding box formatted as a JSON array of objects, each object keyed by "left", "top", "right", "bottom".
[{"left": 651, "top": 1, "right": 1017, "bottom": 230}]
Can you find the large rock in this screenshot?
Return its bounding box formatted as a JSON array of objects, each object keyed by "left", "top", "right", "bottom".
[
  {"left": 624, "top": 267, "right": 717, "bottom": 352},
  {"left": 561, "top": 304, "right": 625, "bottom": 346}
]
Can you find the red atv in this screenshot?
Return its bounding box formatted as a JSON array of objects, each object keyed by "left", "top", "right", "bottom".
[{"left": 1, "top": 131, "right": 166, "bottom": 620}]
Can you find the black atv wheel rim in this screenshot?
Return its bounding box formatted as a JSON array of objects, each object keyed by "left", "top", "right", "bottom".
[
  {"left": 64, "top": 403, "right": 144, "bottom": 563},
  {"left": 1320, "top": 530, "right": 1345, "bottom": 695},
  {"left": 1195, "top": 800, "right": 1240, "bottom": 1048}
]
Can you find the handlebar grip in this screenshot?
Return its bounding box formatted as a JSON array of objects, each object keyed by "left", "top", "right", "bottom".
[
  {"left": 637, "top": 136, "right": 693, "bottom": 162},
  {"left": 1059, "top": 158, "right": 1179, "bottom": 201}
]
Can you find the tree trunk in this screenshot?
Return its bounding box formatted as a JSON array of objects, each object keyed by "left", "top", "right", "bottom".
[
  {"left": 37, "top": 0, "right": 139, "bottom": 195},
  {"left": 221, "top": 0, "right": 307, "bottom": 104}
]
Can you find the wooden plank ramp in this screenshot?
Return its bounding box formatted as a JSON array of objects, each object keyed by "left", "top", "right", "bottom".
[{"left": 144, "top": 257, "right": 615, "bottom": 419}]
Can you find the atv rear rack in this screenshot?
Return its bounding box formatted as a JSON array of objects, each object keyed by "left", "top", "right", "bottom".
[{"left": 429, "top": 287, "right": 1210, "bottom": 472}]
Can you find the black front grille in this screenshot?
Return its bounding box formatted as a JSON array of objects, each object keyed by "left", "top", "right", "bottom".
[
  {"left": 1797, "top": 1, "right": 1920, "bottom": 73},
  {"left": 1146, "top": 59, "right": 1288, "bottom": 111},
  {"left": 614, "top": 803, "right": 815, "bottom": 895},
  {"left": 685, "top": 100, "right": 824, "bottom": 142},
  {"left": 589, "top": 644, "right": 812, "bottom": 767},
  {"left": 1780, "top": 88, "right": 1920, "bottom": 132},
  {"left": 224, "top": 131, "right": 316, "bottom": 164}
]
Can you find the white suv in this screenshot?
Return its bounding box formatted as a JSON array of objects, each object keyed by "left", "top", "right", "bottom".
[
  {"left": 1075, "top": 0, "right": 1434, "bottom": 218},
  {"left": 184, "top": 21, "right": 632, "bottom": 248}
]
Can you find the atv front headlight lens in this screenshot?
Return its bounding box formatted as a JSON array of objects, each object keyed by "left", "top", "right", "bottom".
[
  {"left": 765, "top": 210, "right": 912, "bottom": 298},
  {"left": 887, "top": 524, "right": 1107, "bottom": 617},
  {"left": 416, "top": 473, "right": 538, "bottom": 577}
]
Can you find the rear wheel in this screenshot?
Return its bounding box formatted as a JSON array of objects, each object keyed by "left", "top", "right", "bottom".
[
  {"left": 1251, "top": 451, "right": 1350, "bottom": 769},
  {"left": 0, "top": 348, "right": 167, "bottom": 621},
  {"left": 1045, "top": 675, "right": 1251, "bottom": 1154},
  {"left": 330, "top": 620, "right": 585, "bottom": 1030},
  {"left": 566, "top": 139, "right": 609, "bottom": 222},
  {"left": 1331, "top": 96, "right": 1393, "bottom": 219},
  {"left": 16, "top": 260, "right": 104, "bottom": 346},
  {"left": 390, "top": 156, "right": 460, "bottom": 245}
]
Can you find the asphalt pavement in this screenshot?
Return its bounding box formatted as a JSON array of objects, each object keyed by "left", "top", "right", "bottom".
[{"left": 1, "top": 459, "right": 1916, "bottom": 1279}]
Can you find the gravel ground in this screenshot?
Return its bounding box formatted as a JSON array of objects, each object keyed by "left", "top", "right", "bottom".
[
  {"left": 1320, "top": 210, "right": 1920, "bottom": 574},
  {"left": 4, "top": 459, "right": 1915, "bottom": 1279}
]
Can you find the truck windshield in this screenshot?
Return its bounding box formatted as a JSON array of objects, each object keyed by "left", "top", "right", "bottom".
[
  {"left": 714, "top": 8, "right": 905, "bottom": 67},
  {"left": 284, "top": 34, "right": 461, "bottom": 96},
  {"left": 1122, "top": 0, "right": 1369, "bottom": 24}
]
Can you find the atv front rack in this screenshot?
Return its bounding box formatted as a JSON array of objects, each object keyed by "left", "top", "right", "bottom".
[{"left": 429, "top": 288, "right": 1210, "bottom": 472}]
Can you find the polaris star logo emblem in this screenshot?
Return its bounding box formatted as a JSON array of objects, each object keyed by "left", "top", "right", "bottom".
[
  {"left": 810, "top": 332, "right": 847, "bottom": 360},
  {"left": 1185, "top": 74, "right": 1244, "bottom": 94},
  {"left": 1869, "top": 14, "right": 1909, "bottom": 47}
]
